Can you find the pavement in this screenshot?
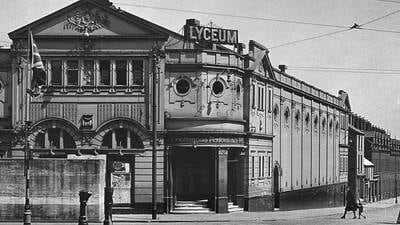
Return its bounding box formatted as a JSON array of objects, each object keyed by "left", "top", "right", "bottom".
[{"left": 1, "top": 198, "right": 400, "bottom": 225}]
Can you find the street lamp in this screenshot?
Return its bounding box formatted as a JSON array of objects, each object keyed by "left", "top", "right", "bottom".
[{"left": 13, "top": 120, "right": 33, "bottom": 225}]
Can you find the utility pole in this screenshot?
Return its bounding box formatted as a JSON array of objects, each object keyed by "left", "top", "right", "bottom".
[
  {"left": 151, "top": 48, "right": 158, "bottom": 220},
  {"left": 23, "top": 121, "right": 32, "bottom": 225}
]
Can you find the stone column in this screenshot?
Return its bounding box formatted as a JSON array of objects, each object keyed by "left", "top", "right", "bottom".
[{"left": 215, "top": 148, "right": 228, "bottom": 213}]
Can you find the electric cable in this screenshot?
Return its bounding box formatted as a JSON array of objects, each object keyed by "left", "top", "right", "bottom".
[{"left": 113, "top": 2, "right": 348, "bottom": 29}]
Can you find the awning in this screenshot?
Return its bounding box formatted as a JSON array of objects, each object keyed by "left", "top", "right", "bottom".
[{"left": 364, "top": 157, "right": 374, "bottom": 167}]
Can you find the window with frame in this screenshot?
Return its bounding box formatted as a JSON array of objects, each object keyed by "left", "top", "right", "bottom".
[
  {"left": 132, "top": 60, "right": 144, "bottom": 85},
  {"left": 258, "top": 155, "right": 262, "bottom": 177},
  {"left": 260, "top": 87, "right": 265, "bottom": 110},
  {"left": 51, "top": 60, "right": 62, "bottom": 85},
  {"left": 267, "top": 88, "right": 272, "bottom": 112},
  {"left": 116, "top": 60, "right": 127, "bottom": 85},
  {"left": 251, "top": 156, "right": 255, "bottom": 178},
  {"left": 267, "top": 153, "right": 272, "bottom": 177},
  {"left": 83, "top": 60, "right": 94, "bottom": 86},
  {"left": 252, "top": 84, "right": 256, "bottom": 108},
  {"left": 66, "top": 60, "right": 79, "bottom": 85},
  {"left": 99, "top": 60, "right": 111, "bottom": 85}
]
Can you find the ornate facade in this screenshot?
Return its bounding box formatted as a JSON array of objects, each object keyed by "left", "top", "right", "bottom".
[{"left": 0, "top": 0, "right": 357, "bottom": 220}]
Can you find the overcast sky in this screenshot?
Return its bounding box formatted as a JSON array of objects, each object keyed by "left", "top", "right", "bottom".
[{"left": 1, "top": 0, "right": 399, "bottom": 137}]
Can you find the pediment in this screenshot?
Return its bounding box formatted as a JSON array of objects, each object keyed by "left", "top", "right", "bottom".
[{"left": 9, "top": 0, "right": 170, "bottom": 39}]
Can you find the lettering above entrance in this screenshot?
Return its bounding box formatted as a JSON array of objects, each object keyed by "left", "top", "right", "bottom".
[
  {"left": 184, "top": 19, "right": 238, "bottom": 45},
  {"left": 167, "top": 136, "right": 244, "bottom": 146}
]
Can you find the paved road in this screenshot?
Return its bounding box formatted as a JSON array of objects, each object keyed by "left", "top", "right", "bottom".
[{"left": 2, "top": 198, "right": 400, "bottom": 225}]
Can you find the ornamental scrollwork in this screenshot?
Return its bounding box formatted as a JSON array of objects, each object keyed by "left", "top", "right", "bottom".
[{"left": 64, "top": 7, "right": 110, "bottom": 36}]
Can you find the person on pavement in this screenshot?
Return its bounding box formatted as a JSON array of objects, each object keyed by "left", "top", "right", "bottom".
[{"left": 341, "top": 187, "right": 357, "bottom": 219}]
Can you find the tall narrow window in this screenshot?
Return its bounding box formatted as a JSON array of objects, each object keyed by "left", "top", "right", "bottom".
[
  {"left": 252, "top": 84, "right": 256, "bottom": 108},
  {"left": 267, "top": 153, "right": 271, "bottom": 177},
  {"left": 51, "top": 60, "right": 62, "bottom": 85},
  {"left": 268, "top": 88, "right": 272, "bottom": 112},
  {"left": 258, "top": 155, "right": 262, "bottom": 177},
  {"left": 116, "top": 60, "right": 127, "bottom": 85},
  {"left": 251, "top": 156, "right": 255, "bottom": 178},
  {"left": 132, "top": 60, "right": 144, "bottom": 85},
  {"left": 83, "top": 60, "right": 94, "bottom": 86},
  {"left": 99, "top": 60, "right": 111, "bottom": 85},
  {"left": 262, "top": 156, "right": 265, "bottom": 177},
  {"left": 66, "top": 60, "right": 79, "bottom": 85},
  {"left": 261, "top": 87, "right": 265, "bottom": 110},
  {"left": 257, "top": 87, "right": 262, "bottom": 109}
]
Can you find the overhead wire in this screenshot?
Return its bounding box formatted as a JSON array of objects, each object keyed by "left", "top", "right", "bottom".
[
  {"left": 287, "top": 68, "right": 400, "bottom": 75},
  {"left": 289, "top": 66, "right": 400, "bottom": 72},
  {"left": 113, "top": 1, "right": 400, "bottom": 48},
  {"left": 113, "top": 2, "right": 348, "bottom": 29}
]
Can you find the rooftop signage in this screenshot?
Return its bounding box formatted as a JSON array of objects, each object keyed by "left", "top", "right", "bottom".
[{"left": 184, "top": 19, "right": 238, "bottom": 45}]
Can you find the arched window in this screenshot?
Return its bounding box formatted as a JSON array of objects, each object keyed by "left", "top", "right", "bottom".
[
  {"left": 102, "top": 128, "right": 144, "bottom": 149},
  {"left": 305, "top": 112, "right": 311, "bottom": 128},
  {"left": 35, "top": 128, "right": 76, "bottom": 149},
  {"left": 284, "top": 107, "right": 290, "bottom": 124},
  {"left": 273, "top": 104, "right": 279, "bottom": 122},
  {"left": 294, "top": 110, "right": 300, "bottom": 127},
  {"left": 314, "top": 115, "right": 319, "bottom": 129}
]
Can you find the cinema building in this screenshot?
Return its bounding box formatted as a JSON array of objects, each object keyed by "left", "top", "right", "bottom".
[{"left": 0, "top": 0, "right": 352, "bottom": 221}]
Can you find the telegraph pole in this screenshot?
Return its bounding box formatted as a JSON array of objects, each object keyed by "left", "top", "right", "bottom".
[{"left": 151, "top": 49, "right": 158, "bottom": 220}]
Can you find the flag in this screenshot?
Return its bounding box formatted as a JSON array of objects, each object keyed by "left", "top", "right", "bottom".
[{"left": 27, "top": 30, "right": 46, "bottom": 97}]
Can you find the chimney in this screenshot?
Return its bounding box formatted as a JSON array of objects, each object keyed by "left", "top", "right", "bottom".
[
  {"left": 237, "top": 43, "right": 245, "bottom": 55},
  {"left": 186, "top": 18, "right": 200, "bottom": 26},
  {"left": 279, "top": 64, "right": 287, "bottom": 73}
]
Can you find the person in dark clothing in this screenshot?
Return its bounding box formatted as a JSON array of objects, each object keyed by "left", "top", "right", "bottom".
[{"left": 341, "top": 187, "right": 357, "bottom": 219}]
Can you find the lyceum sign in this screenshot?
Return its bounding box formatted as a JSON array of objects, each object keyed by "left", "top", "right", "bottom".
[{"left": 184, "top": 19, "right": 238, "bottom": 45}]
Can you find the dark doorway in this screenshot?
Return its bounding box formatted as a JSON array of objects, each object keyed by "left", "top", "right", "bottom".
[
  {"left": 273, "top": 165, "right": 280, "bottom": 208},
  {"left": 107, "top": 155, "right": 135, "bottom": 208},
  {"left": 228, "top": 150, "right": 240, "bottom": 204},
  {"left": 173, "top": 149, "right": 212, "bottom": 201}
]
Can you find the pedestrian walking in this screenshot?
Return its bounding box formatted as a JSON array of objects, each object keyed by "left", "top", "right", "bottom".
[
  {"left": 341, "top": 187, "right": 357, "bottom": 219},
  {"left": 357, "top": 199, "right": 366, "bottom": 219}
]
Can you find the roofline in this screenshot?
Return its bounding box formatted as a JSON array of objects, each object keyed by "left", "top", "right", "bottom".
[
  {"left": 7, "top": 0, "right": 239, "bottom": 55},
  {"left": 271, "top": 67, "right": 341, "bottom": 102}
]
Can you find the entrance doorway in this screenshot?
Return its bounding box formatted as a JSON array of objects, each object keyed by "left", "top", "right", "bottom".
[
  {"left": 273, "top": 165, "right": 280, "bottom": 208},
  {"left": 107, "top": 155, "right": 135, "bottom": 207},
  {"left": 173, "top": 149, "right": 212, "bottom": 201}
]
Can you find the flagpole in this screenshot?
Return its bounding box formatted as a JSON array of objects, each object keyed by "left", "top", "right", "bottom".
[{"left": 23, "top": 28, "right": 32, "bottom": 225}]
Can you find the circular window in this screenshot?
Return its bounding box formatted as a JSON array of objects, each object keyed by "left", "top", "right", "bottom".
[
  {"left": 174, "top": 77, "right": 191, "bottom": 96},
  {"left": 212, "top": 80, "right": 225, "bottom": 97}
]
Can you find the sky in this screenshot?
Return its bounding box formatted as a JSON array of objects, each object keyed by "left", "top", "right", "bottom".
[{"left": 0, "top": 0, "right": 399, "bottom": 137}]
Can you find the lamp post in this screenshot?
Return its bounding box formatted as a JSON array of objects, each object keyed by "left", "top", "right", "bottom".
[
  {"left": 23, "top": 120, "right": 32, "bottom": 225},
  {"left": 13, "top": 120, "right": 33, "bottom": 225}
]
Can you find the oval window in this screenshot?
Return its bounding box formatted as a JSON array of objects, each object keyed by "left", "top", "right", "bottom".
[
  {"left": 175, "top": 78, "right": 191, "bottom": 96},
  {"left": 212, "top": 80, "right": 224, "bottom": 97}
]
